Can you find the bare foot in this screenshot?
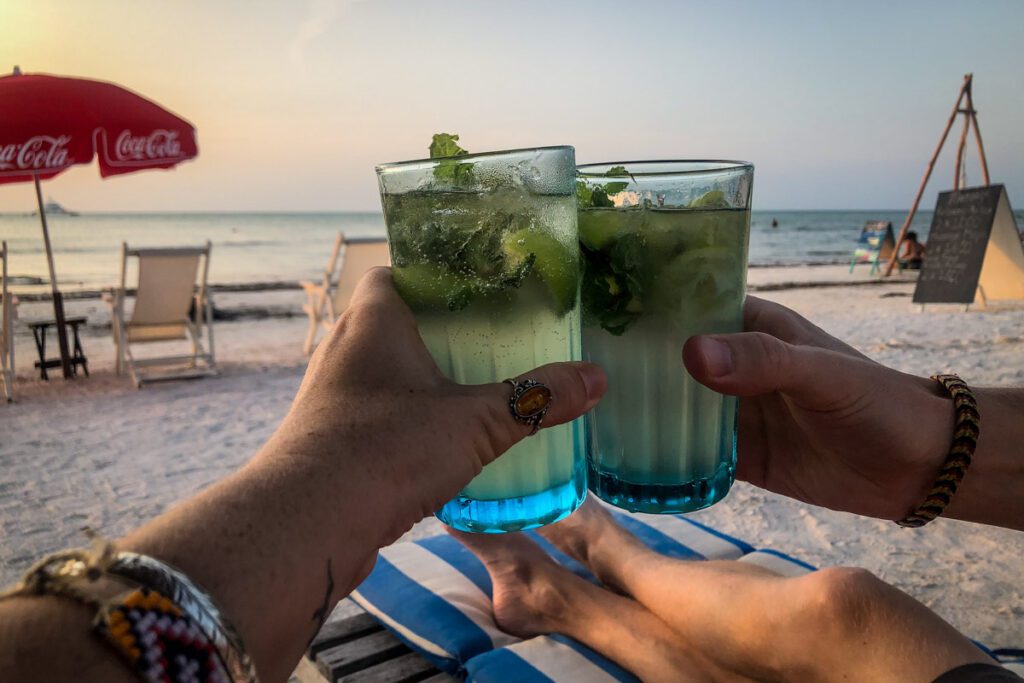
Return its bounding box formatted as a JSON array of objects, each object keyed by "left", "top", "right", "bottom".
[
  {"left": 449, "top": 526, "right": 732, "bottom": 682},
  {"left": 538, "top": 498, "right": 649, "bottom": 591},
  {"left": 447, "top": 529, "right": 587, "bottom": 639}
]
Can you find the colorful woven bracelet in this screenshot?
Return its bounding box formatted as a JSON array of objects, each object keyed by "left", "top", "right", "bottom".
[
  {"left": 0, "top": 539, "right": 257, "bottom": 683},
  {"left": 95, "top": 586, "right": 232, "bottom": 683},
  {"left": 896, "top": 373, "right": 980, "bottom": 528}
]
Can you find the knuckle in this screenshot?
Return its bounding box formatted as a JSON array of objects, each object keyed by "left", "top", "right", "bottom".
[
  {"left": 362, "top": 266, "right": 393, "bottom": 285},
  {"left": 751, "top": 332, "right": 790, "bottom": 371},
  {"left": 478, "top": 396, "right": 521, "bottom": 461}
]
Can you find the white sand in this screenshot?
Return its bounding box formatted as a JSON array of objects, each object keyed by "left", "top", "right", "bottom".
[{"left": 1, "top": 266, "right": 1022, "bottom": 648}]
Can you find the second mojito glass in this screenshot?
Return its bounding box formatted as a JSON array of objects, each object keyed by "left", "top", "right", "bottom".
[
  {"left": 577, "top": 161, "right": 753, "bottom": 513},
  {"left": 377, "top": 146, "right": 584, "bottom": 533}
]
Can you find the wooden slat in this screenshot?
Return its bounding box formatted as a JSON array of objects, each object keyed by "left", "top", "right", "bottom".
[
  {"left": 126, "top": 246, "right": 209, "bottom": 257},
  {"left": 315, "top": 630, "right": 410, "bottom": 681},
  {"left": 309, "top": 612, "right": 382, "bottom": 656},
  {"left": 339, "top": 652, "right": 437, "bottom": 683},
  {"left": 305, "top": 612, "right": 453, "bottom": 683}
]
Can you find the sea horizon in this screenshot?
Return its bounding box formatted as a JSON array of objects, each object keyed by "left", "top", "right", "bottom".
[{"left": 2, "top": 208, "right": 1022, "bottom": 295}]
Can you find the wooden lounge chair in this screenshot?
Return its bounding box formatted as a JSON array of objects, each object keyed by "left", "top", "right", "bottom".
[
  {"left": 1, "top": 241, "right": 15, "bottom": 402},
  {"left": 297, "top": 610, "right": 454, "bottom": 683},
  {"left": 106, "top": 242, "right": 217, "bottom": 388},
  {"left": 301, "top": 232, "right": 390, "bottom": 355}
]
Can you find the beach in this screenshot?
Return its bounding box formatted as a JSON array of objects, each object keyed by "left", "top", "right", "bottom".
[{"left": 2, "top": 264, "right": 1023, "bottom": 651}]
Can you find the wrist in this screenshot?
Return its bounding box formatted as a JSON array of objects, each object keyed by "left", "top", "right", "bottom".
[
  {"left": 254, "top": 412, "right": 427, "bottom": 553},
  {"left": 897, "top": 376, "right": 956, "bottom": 516},
  {"left": 944, "top": 388, "right": 1024, "bottom": 530}
]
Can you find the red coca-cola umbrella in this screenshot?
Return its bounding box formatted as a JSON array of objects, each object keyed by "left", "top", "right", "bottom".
[{"left": 0, "top": 67, "right": 198, "bottom": 378}]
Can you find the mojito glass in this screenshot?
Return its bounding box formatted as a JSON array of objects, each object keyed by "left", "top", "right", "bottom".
[
  {"left": 377, "top": 146, "right": 584, "bottom": 533},
  {"left": 577, "top": 161, "right": 753, "bottom": 513}
]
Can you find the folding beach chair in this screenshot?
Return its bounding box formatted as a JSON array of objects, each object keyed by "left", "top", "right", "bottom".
[
  {"left": 106, "top": 242, "right": 217, "bottom": 388},
  {"left": 1, "top": 241, "right": 15, "bottom": 402},
  {"left": 300, "top": 232, "right": 390, "bottom": 355},
  {"left": 849, "top": 220, "right": 901, "bottom": 275}
]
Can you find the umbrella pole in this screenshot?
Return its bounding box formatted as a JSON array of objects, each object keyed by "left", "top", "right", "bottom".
[{"left": 33, "top": 174, "right": 73, "bottom": 379}]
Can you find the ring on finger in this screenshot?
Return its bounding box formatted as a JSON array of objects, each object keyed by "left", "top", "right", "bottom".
[{"left": 503, "top": 378, "right": 553, "bottom": 436}]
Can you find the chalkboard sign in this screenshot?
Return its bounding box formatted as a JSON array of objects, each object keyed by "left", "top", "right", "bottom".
[{"left": 913, "top": 185, "right": 1003, "bottom": 304}]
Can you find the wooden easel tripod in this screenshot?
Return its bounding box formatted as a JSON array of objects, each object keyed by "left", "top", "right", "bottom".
[{"left": 884, "top": 73, "right": 992, "bottom": 276}]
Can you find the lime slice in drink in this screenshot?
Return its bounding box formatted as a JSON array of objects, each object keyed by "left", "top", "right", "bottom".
[
  {"left": 688, "top": 190, "right": 729, "bottom": 208},
  {"left": 650, "top": 246, "right": 740, "bottom": 315},
  {"left": 502, "top": 229, "right": 578, "bottom": 315},
  {"left": 392, "top": 263, "right": 478, "bottom": 312}
]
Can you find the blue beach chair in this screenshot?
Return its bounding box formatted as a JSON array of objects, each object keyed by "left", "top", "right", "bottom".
[{"left": 849, "top": 220, "right": 901, "bottom": 275}]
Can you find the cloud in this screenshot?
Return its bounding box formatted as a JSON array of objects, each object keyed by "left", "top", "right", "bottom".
[{"left": 289, "top": 0, "right": 349, "bottom": 70}]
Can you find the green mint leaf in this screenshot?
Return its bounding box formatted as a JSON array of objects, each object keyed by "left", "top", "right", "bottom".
[
  {"left": 577, "top": 165, "right": 630, "bottom": 208},
  {"left": 580, "top": 240, "right": 642, "bottom": 335},
  {"left": 590, "top": 186, "right": 615, "bottom": 207},
  {"left": 429, "top": 133, "right": 469, "bottom": 159},
  {"left": 430, "top": 133, "right": 474, "bottom": 185},
  {"left": 576, "top": 180, "right": 594, "bottom": 208}
]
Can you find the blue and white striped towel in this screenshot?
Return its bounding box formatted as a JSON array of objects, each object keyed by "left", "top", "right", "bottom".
[{"left": 350, "top": 509, "right": 1021, "bottom": 681}]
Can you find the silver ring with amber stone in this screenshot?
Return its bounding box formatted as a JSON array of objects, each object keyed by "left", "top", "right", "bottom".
[{"left": 503, "top": 378, "right": 553, "bottom": 436}]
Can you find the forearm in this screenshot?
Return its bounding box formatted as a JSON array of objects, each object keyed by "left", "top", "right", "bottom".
[
  {"left": 0, "top": 596, "right": 132, "bottom": 681},
  {"left": 0, "top": 435, "right": 387, "bottom": 683},
  {"left": 117, "top": 434, "right": 385, "bottom": 682},
  {"left": 943, "top": 388, "right": 1024, "bottom": 530}
]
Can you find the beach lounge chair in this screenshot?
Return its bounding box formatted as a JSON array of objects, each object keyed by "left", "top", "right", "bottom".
[
  {"left": 106, "top": 242, "right": 217, "bottom": 388},
  {"left": 301, "top": 232, "right": 390, "bottom": 355},
  {"left": 301, "top": 510, "right": 1024, "bottom": 681},
  {"left": 849, "top": 220, "right": 901, "bottom": 275},
  {"left": 1, "top": 241, "right": 15, "bottom": 402}
]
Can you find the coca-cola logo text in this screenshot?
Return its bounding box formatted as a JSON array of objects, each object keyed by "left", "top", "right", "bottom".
[
  {"left": 0, "top": 136, "right": 72, "bottom": 172},
  {"left": 114, "top": 130, "right": 183, "bottom": 161}
]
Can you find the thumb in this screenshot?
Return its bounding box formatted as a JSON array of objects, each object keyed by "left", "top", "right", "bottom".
[{"left": 683, "top": 332, "right": 873, "bottom": 406}]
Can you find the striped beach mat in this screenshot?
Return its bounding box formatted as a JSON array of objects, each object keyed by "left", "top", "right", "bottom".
[{"left": 350, "top": 509, "right": 1022, "bottom": 681}]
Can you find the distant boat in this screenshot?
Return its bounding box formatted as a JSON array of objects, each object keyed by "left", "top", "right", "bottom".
[{"left": 34, "top": 198, "right": 79, "bottom": 217}]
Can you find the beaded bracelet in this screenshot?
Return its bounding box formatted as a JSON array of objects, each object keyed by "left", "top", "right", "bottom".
[
  {"left": 896, "top": 374, "right": 980, "bottom": 528},
  {"left": 0, "top": 536, "right": 258, "bottom": 683}
]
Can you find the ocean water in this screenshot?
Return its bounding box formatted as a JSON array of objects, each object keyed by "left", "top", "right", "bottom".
[{"left": 2, "top": 209, "right": 1021, "bottom": 294}]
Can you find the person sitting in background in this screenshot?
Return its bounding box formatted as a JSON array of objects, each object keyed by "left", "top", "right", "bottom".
[
  {"left": 0, "top": 271, "right": 1021, "bottom": 682},
  {"left": 901, "top": 230, "right": 926, "bottom": 269}
]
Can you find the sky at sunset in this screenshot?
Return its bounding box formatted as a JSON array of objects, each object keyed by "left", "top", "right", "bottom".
[{"left": 1, "top": 0, "right": 1022, "bottom": 212}]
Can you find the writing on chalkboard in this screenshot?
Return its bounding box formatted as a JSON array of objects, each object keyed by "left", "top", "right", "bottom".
[{"left": 913, "top": 185, "right": 1024, "bottom": 305}]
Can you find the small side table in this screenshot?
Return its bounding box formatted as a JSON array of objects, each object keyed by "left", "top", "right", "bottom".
[{"left": 26, "top": 316, "right": 90, "bottom": 380}]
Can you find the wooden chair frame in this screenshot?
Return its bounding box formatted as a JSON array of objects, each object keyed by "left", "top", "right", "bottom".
[
  {"left": 1, "top": 241, "right": 15, "bottom": 402},
  {"left": 300, "top": 232, "right": 389, "bottom": 355},
  {"left": 107, "top": 241, "right": 217, "bottom": 388}
]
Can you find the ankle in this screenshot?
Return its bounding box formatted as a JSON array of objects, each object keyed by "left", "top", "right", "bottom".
[{"left": 586, "top": 529, "right": 650, "bottom": 589}]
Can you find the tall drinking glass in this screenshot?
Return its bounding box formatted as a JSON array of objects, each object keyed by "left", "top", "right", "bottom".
[
  {"left": 577, "top": 161, "right": 753, "bottom": 513},
  {"left": 377, "top": 146, "right": 585, "bottom": 533}
]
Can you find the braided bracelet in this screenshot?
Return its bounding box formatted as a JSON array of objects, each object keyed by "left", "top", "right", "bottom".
[
  {"left": 896, "top": 374, "right": 980, "bottom": 528},
  {"left": 0, "top": 536, "right": 258, "bottom": 683}
]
